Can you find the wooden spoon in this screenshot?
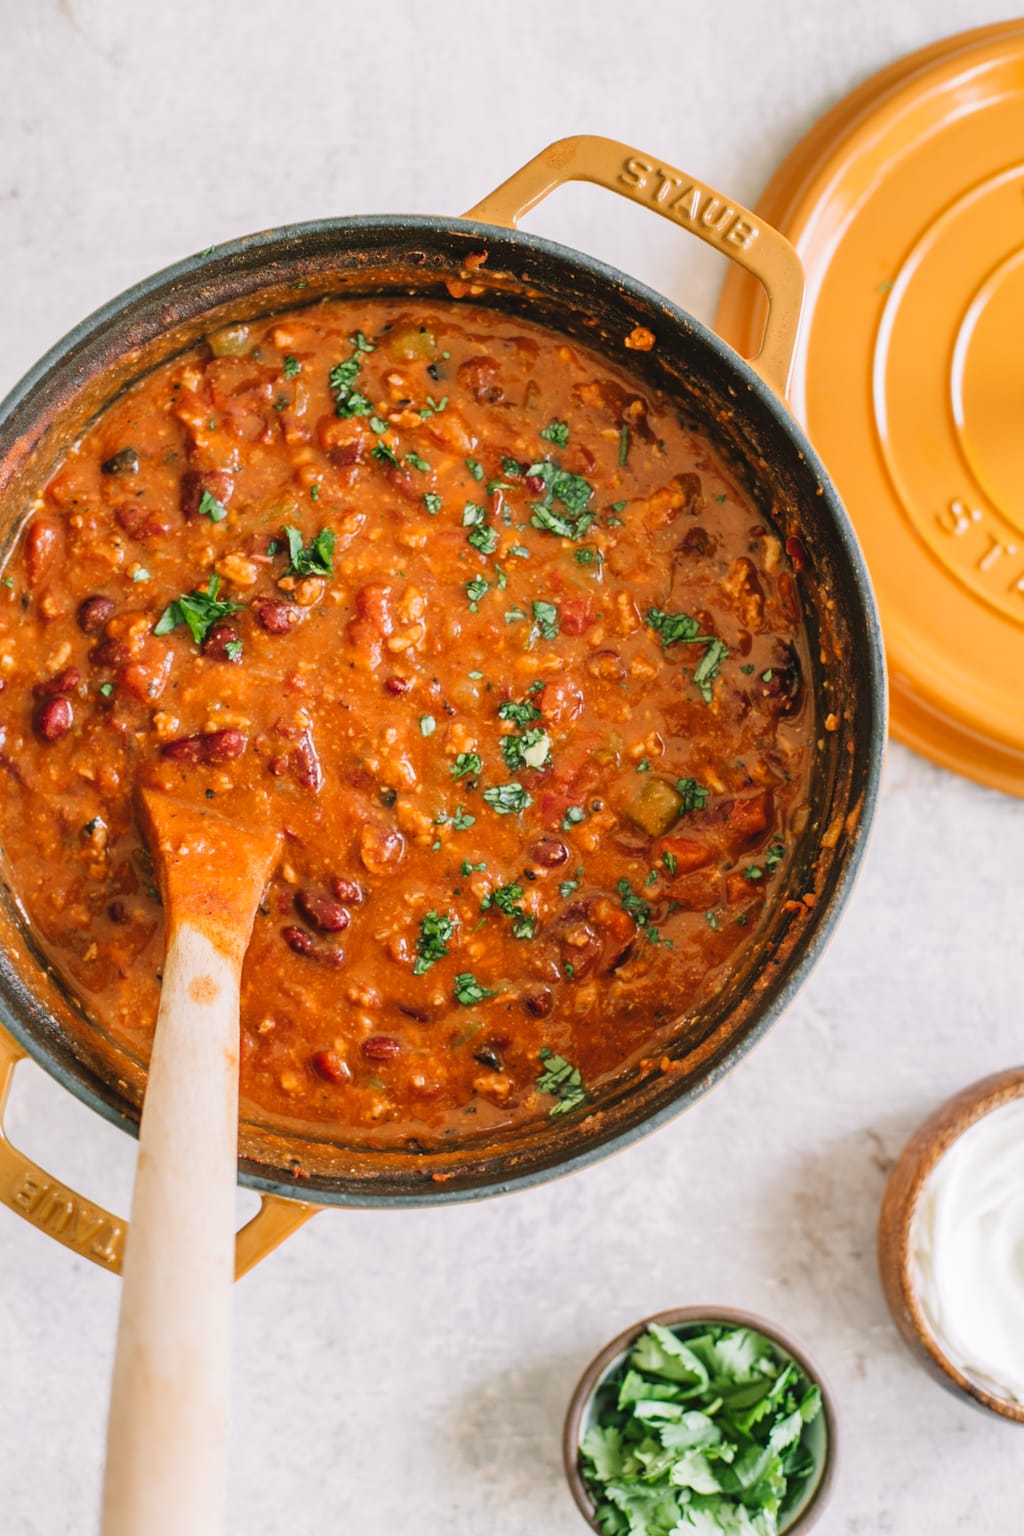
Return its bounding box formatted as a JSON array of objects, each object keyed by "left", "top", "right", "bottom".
[{"left": 100, "top": 790, "right": 282, "bottom": 1536}]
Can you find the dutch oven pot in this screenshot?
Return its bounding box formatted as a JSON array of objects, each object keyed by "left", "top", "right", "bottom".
[{"left": 0, "top": 137, "right": 886, "bottom": 1275}]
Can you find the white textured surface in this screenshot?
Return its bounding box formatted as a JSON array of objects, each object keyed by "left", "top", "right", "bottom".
[{"left": 2, "top": 4, "right": 1024, "bottom": 1532}]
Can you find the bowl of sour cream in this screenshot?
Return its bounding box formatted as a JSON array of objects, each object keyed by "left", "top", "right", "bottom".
[{"left": 878, "top": 1068, "right": 1024, "bottom": 1423}]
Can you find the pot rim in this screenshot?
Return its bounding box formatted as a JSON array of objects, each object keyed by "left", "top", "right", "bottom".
[{"left": 0, "top": 211, "right": 888, "bottom": 1207}]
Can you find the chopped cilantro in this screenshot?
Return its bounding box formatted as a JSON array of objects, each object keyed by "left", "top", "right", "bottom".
[
  {"left": 451, "top": 752, "right": 482, "bottom": 780},
  {"left": 282, "top": 355, "right": 301, "bottom": 379},
  {"left": 647, "top": 607, "right": 729, "bottom": 702},
  {"left": 575, "top": 547, "right": 600, "bottom": 566},
  {"left": 693, "top": 637, "right": 730, "bottom": 702},
  {"left": 453, "top": 972, "right": 495, "bottom": 1006},
  {"left": 500, "top": 726, "right": 550, "bottom": 773},
  {"left": 283, "top": 525, "right": 335, "bottom": 577},
  {"left": 153, "top": 575, "right": 239, "bottom": 647},
  {"left": 741, "top": 663, "right": 756, "bottom": 675},
  {"left": 509, "top": 543, "right": 530, "bottom": 559},
  {"left": 225, "top": 640, "right": 243, "bottom": 662},
  {"left": 419, "top": 715, "right": 436, "bottom": 737},
  {"left": 646, "top": 606, "right": 703, "bottom": 647},
  {"left": 465, "top": 575, "right": 489, "bottom": 609},
  {"left": 424, "top": 492, "right": 443, "bottom": 515},
  {"left": 762, "top": 668, "right": 774, "bottom": 682},
  {"left": 536, "top": 1047, "right": 586, "bottom": 1115},
  {"left": 540, "top": 420, "right": 569, "bottom": 447},
  {"left": 616, "top": 877, "right": 651, "bottom": 927},
  {"left": 675, "top": 777, "right": 709, "bottom": 812},
  {"left": 98, "top": 681, "right": 114, "bottom": 698},
  {"left": 481, "top": 881, "right": 536, "bottom": 940},
  {"left": 412, "top": 910, "right": 455, "bottom": 975},
  {"left": 198, "top": 489, "right": 227, "bottom": 523},
  {"left": 468, "top": 524, "right": 498, "bottom": 556},
  {"left": 461, "top": 859, "right": 486, "bottom": 876},
  {"left": 531, "top": 599, "right": 559, "bottom": 640},
  {"left": 562, "top": 805, "right": 587, "bottom": 830},
  {"left": 563, "top": 961, "right": 575, "bottom": 980},
  {"left": 132, "top": 569, "right": 151, "bottom": 582},
  {"left": 482, "top": 783, "right": 532, "bottom": 815},
  {"left": 559, "top": 875, "right": 581, "bottom": 898},
  {"left": 493, "top": 563, "right": 508, "bottom": 590},
  {"left": 662, "top": 850, "right": 677, "bottom": 877},
  {"left": 715, "top": 491, "right": 727, "bottom": 503},
  {"left": 745, "top": 865, "right": 764, "bottom": 880},
  {"left": 310, "top": 484, "right": 320, "bottom": 502},
  {"left": 706, "top": 910, "right": 720, "bottom": 930},
  {"left": 435, "top": 803, "right": 475, "bottom": 831},
  {"left": 405, "top": 451, "right": 430, "bottom": 472},
  {"left": 504, "top": 606, "right": 526, "bottom": 624},
  {"left": 636, "top": 758, "right": 650, "bottom": 772},
  {"left": 527, "top": 459, "right": 594, "bottom": 541},
  {"left": 611, "top": 499, "right": 627, "bottom": 513},
  {"left": 371, "top": 440, "right": 400, "bottom": 469},
  {"left": 498, "top": 699, "right": 541, "bottom": 726},
  {"left": 329, "top": 332, "right": 375, "bottom": 417},
  {"left": 579, "top": 1320, "right": 823, "bottom": 1536},
  {"left": 465, "top": 457, "right": 484, "bottom": 480},
  {"left": 766, "top": 842, "right": 785, "bottom": 873}
]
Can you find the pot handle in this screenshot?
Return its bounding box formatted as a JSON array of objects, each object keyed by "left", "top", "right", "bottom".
[
  {"left": 463, "top": 135, "right": 804, "bottom": 400},
  {"left": 0, "top": 1027, "right": 316, "bottom": 1277}
]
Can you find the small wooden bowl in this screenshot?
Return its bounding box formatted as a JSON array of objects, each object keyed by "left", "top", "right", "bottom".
[
  {"left": 562, "top": 1306, "right": 837, "bottom": 1534},
  {"left": 878, "top": 1067, "right": 1024, "bottom": 1423}
]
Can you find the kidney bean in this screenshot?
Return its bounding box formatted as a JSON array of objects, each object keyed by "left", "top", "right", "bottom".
[
  {"left": 202, "top": 728, "right": 246, "bottom": 764},
  {"left": 33, "top": 667, "right": 80, "bottom": 698},
  {"left": 359, "top": 823, "right": 404, "bottom": 876},
  {"left": 283, "top": 925, "right": 314, "bottom": 957},
  {"left": 678, "top": 525, "right": 715, "bottom": 559},
  {"left": 292, "top": 728, "right": 322, "bottom": 791},
  {"left": 254, "top": 597, "right": 301, "bottom": 634},
  {"left": 311, "top": 1049, "right": 351, "bottom": 1084},
  {"left": 524, "top": 473, "right": 546, "bottom": 495},
  {"left": 25, "top": 519, "right": 59, "bottom": 585},
  {"left": 473, "top": 1044, "right": 504, "bottom": 1071},
  {"left": 90, "top": 637, "right": 131, "bottom": 669},
  {"left": 530, "top": 836, "right": 569, "bottom": 868},
  {"left": 457, "top": 355, "right": 502, "bottom": 402},
  {"left": 101, "top": 447, "right": 139, "bottom": 476},
  {"left": 330, "top": 876, "right": 363, "bottom": 904},
  {"left": 384, "top": 675, "right": 410, "bottom": 695},
  {"left": 295, "top": 889, "right": 350, "bottom": 932},
  {"left": 524, "top": 988, "right": 553, "bottom": 1017},
  {"left": 786, "top": 534, "right": 809, "bottom": 571},
  {"left": 180, "top": 467, "right": 233, "bottom": 519},
  {"left": 76, "top": 595, "right": 115, "bottom": 634},
  {"left": 161, "top": 735, "right": 203, "bottom": 764},
  {"left": 361, "top": 1035, "right": 400, "bottom": 1062},
  {"left": 586, "top": 650, "right": 626, "bottom": 684},
  {"left": 115, "top": 504, "right": 172, "bottom": 541},
  {"left": 161, "top": 728, "right": 245, "bottom": 765},
  {"left": 108, "top": 899, "right": 128, "bottom": 923},
  {"left": 202, "top": 622, "right": 242, "bottom": 662},
  {"left": 33, "top": 696, "right": 73, "bottom": 743}
]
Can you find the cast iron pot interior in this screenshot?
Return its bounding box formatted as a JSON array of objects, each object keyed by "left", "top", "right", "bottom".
[{"left": 0, "top": 216, "right": 885, "bottom": 1205}]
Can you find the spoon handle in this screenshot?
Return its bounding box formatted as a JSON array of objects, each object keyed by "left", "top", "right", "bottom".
[{"left": 100, "top": 919, "right": 240, "bottom": 1536}]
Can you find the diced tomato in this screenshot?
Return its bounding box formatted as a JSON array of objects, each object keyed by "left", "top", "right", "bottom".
[{"left": 657, "top": 835, "right": 712, "bottom": 874}]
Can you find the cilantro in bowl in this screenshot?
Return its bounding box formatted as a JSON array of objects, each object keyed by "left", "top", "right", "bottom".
[{"left": 577, "top": 1321, "right": 825, "bottom": 1535}]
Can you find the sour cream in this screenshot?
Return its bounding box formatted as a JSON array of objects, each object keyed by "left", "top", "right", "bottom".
[{"left": 912, "top": 1097, "right": 1024, "bottom": 1404}]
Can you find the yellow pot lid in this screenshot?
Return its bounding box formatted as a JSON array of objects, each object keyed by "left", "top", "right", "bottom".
[{"left": 716, "top": 21, "right": 1024, "bottom": 797}]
